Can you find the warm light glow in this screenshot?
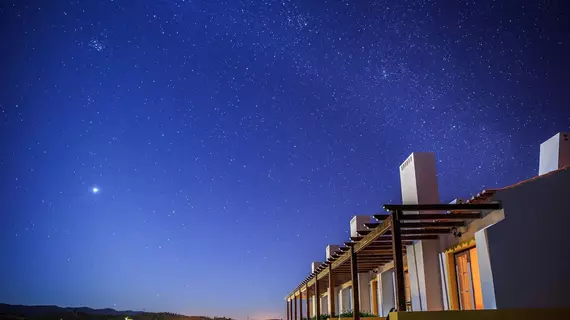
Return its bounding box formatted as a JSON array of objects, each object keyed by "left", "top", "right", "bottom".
[
  {"left": 469, "top": 247, "right": 484, "bottom": 310},
  {"left": 454, "top": 247, "right": 484, "bottom": 310}
]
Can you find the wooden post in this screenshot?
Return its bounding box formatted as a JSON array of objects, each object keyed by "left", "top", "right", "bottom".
[
  {"left": 351, "top": 246, "right": 361, "bottom": 320},
  {"left": 294, "top": 294, "right": 298, "bottom": 320},
  {"left": 315, "top": 278, "right": 321, "bottom": 320},
  {"left": 299, "top": 292, "right": 303, "bottom": 320},
  {"left": 290, "top": 297, "right": 294, "bottom": 320},
  {"left": 391, "top": 210, "right": 406, "bottom": 312},
  {"left": 287, "top": 299, "right": 290, "bottom": 320},
  {"left": 306, "top": 285, "right": 311, "bottom": 320},
  {"left": 328, "top": 265, "right": 336, "bottom": 317}
]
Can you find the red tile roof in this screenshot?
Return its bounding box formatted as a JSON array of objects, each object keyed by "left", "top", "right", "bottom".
[{"left": 466, "top": 166, "right": 570, "bottom": 203}]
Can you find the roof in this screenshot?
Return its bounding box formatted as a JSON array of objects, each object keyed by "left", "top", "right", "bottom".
[{"left": 467, "top": 166, "right": 570, "bottom": 204}]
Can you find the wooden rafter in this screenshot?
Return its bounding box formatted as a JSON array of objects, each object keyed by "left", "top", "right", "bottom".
[
  {"left": 399, "top": 213, "right": 482, "bottom": 221},
  {"left": 400, "top": 221, "right": 466, "bottom": 228},
  {"left": 383, "top": 202, "right": 501, "bottom": 211},
  {"left": 402, "top": 228, "right": 453, "bottom": 234},
  {"left": 356, "top": 230, "right": 372, "bottom": 236}
]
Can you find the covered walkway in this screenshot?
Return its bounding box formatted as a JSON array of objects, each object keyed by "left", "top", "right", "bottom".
[{"left": 285, "top": 202, "right": 501, "bottom": 320}]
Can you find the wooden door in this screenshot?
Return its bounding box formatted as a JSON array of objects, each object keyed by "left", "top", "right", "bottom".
[
  {"left": 455, "top": 250, "right": 475, "bottom": 310},
  {"left": 370, "top": 280, "right": 379, "bottom": 315}
]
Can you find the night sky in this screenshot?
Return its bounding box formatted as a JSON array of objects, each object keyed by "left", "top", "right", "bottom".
[{"left": 1, "top": 0, "right": 569, "bottom": 319}]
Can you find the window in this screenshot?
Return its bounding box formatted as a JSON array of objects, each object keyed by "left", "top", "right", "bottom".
[{"left": 454, "top": 247, "right": 483, "bottom": 310}]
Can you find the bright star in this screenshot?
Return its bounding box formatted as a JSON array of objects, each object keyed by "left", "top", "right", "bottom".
[{"left": 91, "top": 186, "right": 100, "bottom": 194}]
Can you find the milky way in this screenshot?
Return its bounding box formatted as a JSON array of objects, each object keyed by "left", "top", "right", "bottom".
[{"left": 1, "top": 1, "right": 569, "bottom": 319}]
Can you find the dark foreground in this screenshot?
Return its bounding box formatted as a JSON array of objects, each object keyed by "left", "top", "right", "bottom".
[{"left": 0, "top": 304, "right": 233, "bottom": 320}]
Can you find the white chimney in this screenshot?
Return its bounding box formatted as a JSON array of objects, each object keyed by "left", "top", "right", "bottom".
[
  {"left": 399, "top": 152, "right": 444, "bottom": 311},
  {"left": 539, "top": 132, "right": 570, "bottom": 175},
  {"left": 350, "top": 216, "right": 372, "bottom": 238},
  {"left": 399, "top": 152, "right": 440, "bottom": 206},
  {"left": 311, "top": 262, "right": 323, "bottom": 273},
  {"left": 326, "top": 245, "right": 340, "bottom": 260}
]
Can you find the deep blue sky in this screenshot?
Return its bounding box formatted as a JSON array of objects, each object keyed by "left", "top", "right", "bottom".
[{"left": 1, "top": 0, "right": 569, "bottom": 319}]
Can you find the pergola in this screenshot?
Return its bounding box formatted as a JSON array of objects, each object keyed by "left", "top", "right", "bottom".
[{"left": 285, "top": 202, "right": 502, "bottom": 320}]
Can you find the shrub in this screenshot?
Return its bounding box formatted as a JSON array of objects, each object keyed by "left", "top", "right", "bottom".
[
  {"left": 308, "top": 314, "right": 330, "bottom": 320},
  {"left": 337, "top": 310, "right": 377, "bottom": 318}
]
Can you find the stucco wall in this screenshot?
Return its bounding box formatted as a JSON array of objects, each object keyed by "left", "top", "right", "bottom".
[
  {"left": 321, "top": 294, "right": 329, "bottom": 315},
  {"left": 380, "top": 269, "right": 395, "bottom": 316},
  {"left": 486, "top": 168, "right": 570, "bottom": 308},
  {"left": 358, "top": 273, "right": 372, "bottom": 313}
]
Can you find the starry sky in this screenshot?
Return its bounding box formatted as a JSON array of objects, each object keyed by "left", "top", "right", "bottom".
[{"left": 1, "top": 0, "right": 569, "bottom": 319}]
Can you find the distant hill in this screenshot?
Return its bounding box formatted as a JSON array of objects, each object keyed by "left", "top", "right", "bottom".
[{"left": 0, "top": 303, "right": 233, "bottom": 320}]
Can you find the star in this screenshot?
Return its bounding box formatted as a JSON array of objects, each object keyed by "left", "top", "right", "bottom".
[{"left": 1, "top": 0, "right": 568, "bottom": 318}]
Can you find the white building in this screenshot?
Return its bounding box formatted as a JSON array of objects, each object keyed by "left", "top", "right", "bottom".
[
  {"left": 373, "top": 131, "right": 570, "bottom": 314},
  {"left": 287, "top": 132, "right": 570, "bottom": 319}
]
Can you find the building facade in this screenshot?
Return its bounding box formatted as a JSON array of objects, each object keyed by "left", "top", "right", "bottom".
[{"left": 286, "top": 132, "right": 570, "bottom": 319}]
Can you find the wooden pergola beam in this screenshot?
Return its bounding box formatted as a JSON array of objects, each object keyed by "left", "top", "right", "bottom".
[
  {"left": 391, "top": 210, "right": 406, "bottom": 312},
  {"left": 354, "top": 259, "right": 394, "bottom": 263},
  {"left": 317, "top": 264, "right": 330, "bottom": 281},
  {"left": 315, "top": 277, "right": 320, "bottom": 320},
  {"left": 400, "top": 221, "right": 466, "bottom": 228},
  {"left": 351, "top": 246, "right": 360, "bottom": 320},
  {"left": 401, "top": 228, "right": 453, "bottom": 235},
  {"left": 374, "top": 213, "right": 482, "bottom": 221},
  {"left": 371, "top": 235, "right": 439, "bottom": 241},
  {"left": 383, "top": 202, "right": 501, "bottom": 211},
  {"left": 373, "top": 214, "right": 390, "bottom": 221},
  {"left": 357, "top": 252, "right": 395, "bottom": 256},
  {"left": 364, "top": 222, "right": 380, "bottom": 229},
  {"left": 352, "top": 263, "right": 393, "bottom": 267},
  {"left": 359, "top": 250, "right": 397, "bottom": 254},
  {"left": 365, "top": 245, "right": 395, "bottom": 250},
  {"left": 355, "top": 255, "right": 394, "bottom": 258},
  {"left": 306, "top": 284, "right": 311, "bottom": 320},
  {"left": 298, "top": 291, "right": 303, "bottom": 320},
  {"left": 294, "top": 294, "right": 298, "bottom": 320},
  {"left": 367, "top": 241, "right": 413, "bottom": 247},
  {"left": 328, "top": 264, "right": 336, "bottom": 316},
  {"left": 355, "top": 217, "right": 392, "bottom": 253},
  {"left": 352, "top": 262, "right": 392, "bottom": 270},
  {"left": 337, "top": 263, "right": 391, "bottom": 267},
  {"left": 356, "top": 230, "right": 372, "bottom": 236},
  {"left": 359, "top": 250, "right": 397, "bottom": 255},
  {"left": 402, "top": 213, "right": 482, "bottom": 220}
]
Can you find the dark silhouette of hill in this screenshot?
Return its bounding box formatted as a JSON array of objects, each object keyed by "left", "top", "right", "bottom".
[{"left": 0, "top": 303, "right": 233, "bottom": 320}]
